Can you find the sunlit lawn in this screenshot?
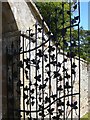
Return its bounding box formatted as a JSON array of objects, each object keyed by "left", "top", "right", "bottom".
[{"left": 81, "top": 112, "right": 90, "bottom": 120}]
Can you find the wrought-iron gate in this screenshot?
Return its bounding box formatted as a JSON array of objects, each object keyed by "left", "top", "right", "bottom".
[{"left": 6, "top": 1, "right": 80, "bottom": 120}]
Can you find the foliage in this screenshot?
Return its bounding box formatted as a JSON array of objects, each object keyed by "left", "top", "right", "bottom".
[
  {"left": 79, "top": 28, "right": 90, "bottom": 62},
  {"left": 69, "top": 27, "right": 90, "bottom": 62},
  {"left": 35, "top": 2, "right": 70, "bottom": 33},
  {"left": 35, "top": 2, "right": 90, "bottom": 62}
]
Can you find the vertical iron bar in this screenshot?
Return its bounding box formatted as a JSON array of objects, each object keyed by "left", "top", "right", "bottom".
[
  {"left": 22, "top": 34, "right": 25, "bottom": 120},
  {"left": 42, "top": 20, "right": 44, "bottom": 120},
  {"left": 35, "top": 22, "right": 38, "bottom": 119},
  {"left": 29, "top": 28, "right": 31, "bottom": 119},
  {"left": 78, "top": 1, "right": 80, "bottom": 119},
  {"left": 78, "top": 0, "right": 80, "bottom": 24},
  {"left": 69, "top": 1, "right": 73, "bottom": 119},
  {"left": 11, "top": 42, "right": 14, "bottom": 120},
  {"left": 48, "top": 14, "right": 51, "bottom": 120},
  {"left": 17, "top": 35, "right": 21, "bottom": 120},
  {"left": 62, "top": 3, "right": 65, "bottom": 120},
  {"left": 78, "top": 23, "right": 80, "bottom": 120},
  {"left": 55, "top": 7, "right": 58, "bottom": 117}
]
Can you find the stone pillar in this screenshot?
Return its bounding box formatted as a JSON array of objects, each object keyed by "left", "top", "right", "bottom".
[{"left": 2, "top": 31, "right": 20, "bottom": 119}]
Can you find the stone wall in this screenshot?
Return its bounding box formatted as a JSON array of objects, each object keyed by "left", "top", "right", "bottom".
[
  {"left": 8, "top": 0, "right": 48, "bottom": 32},
  {"left": 2, "top": 31, "right": 20, "bottom": 119}
]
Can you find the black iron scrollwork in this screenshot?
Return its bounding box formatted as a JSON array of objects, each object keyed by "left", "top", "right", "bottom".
[{"left": 6, "top": 1, "right": 80, "bottom": 120}]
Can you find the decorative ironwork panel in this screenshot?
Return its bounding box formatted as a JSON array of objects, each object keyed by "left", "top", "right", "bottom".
[{"left": 6, "top": 1, "right": 80, "bottom": 120}]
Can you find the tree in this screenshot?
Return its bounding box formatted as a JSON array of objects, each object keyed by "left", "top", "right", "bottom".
[
  {"left": 35, "top": 2, "right": 90, "bottom": 62},
  {"left": 79, "top": 27, "right": 90, "bottom": 62},
  {"left": 35, "top": 2, "right": 70, "bottom": 33},
  {"left": 35, "top": 2, "right": 74, "bottom": 49}
]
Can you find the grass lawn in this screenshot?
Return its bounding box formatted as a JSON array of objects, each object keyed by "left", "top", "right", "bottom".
[{"left": 81, "top": 112, "right": 90, "bottom": 120}]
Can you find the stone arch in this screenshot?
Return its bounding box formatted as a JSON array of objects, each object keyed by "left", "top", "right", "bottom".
[
  {"left": 2, "top": 2, "right": 18, "bottom": 34},
  {"left": 1, "top": 1, "right": 48, "bottom": 119},
  {"left": 2, "top": 2, "right": 19, "bottom": 119}
]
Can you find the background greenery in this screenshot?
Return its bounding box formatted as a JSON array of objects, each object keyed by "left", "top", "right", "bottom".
[{"left": 35, "top": 2, "right": 90, "bottom": 62}]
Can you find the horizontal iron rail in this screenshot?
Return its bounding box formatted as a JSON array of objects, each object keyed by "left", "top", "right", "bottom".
[{"left": 14, "top": 92, "right": 79, "bottom": 113}]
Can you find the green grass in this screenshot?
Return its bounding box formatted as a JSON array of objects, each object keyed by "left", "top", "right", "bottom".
[{"left": 81, "top": 112, "right": 90, "bottom": 120}]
